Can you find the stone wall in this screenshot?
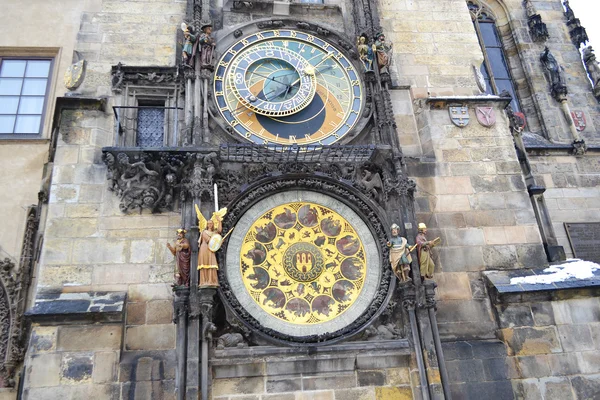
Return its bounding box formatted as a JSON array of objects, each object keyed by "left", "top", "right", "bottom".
[
  {"left": 495, "top": 296, "right": 600, "bottom": 399},
  {"left": 529, "top": 154, "right": 600, "bottom": 259},
  {"left": 210, "top": 344, "right": 414, "bottom": 400}
]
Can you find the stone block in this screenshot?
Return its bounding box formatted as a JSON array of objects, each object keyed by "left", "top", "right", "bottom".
[
  {"left": 41, "top": 238, "right": 74, "bottom": 265},
  {"left": 92, "top": 265, "right": 149, "bottom": 285},
  {"left": 571, "top": 374, "right": 600, "bottom": 400},
  {"left": 26, "top": 353, "right": 61, "bottom": 388},
  {"left": 468, "top": 193, "right": 506, "bottom": 210},
  {"left": 441, "top": 341, "right": 474, "bottom": 361},
  {"left": 446, "top": 359, "right": 484, "bottom": 383},
  {"left": 126, "top": 324, "right": 175, "bottom": 350},
  {"left": 576, "top": 351, "right": 600, "bottom": 374},
  {"left": 72, "top": 239, "right": 127, "bottom": 264},
  {"left": 38, "top": 265, "right": 93, "bottom": 289},
  {"left": 127, "top": 302, "right": 146, "bottom": 325},
  {"left": 497, "top": 305, "right": 534, "bottom": 328},
  {"left": 568, "top": 298, "right": 600, "bottom": 324},
  {"left": 29, "top": 327, "right": 57, "bottom": 354},
  {"left": 50, "top": 184, "right": 80, "bottom": 203},
  {"left": 356, "top": 353, "right": 409, "bottom": 369},
  {"left": 435, "top": 213, "right": 467, "bottom": 228},
  {"left": 512, "top": 379, "right": 543, "bottom": 400},
  {"left": 470, "top": 340, "right": 509, "bottom": 360},
  {"left": 265, "top": 376, "right": 301, "bottom": 392},
  {"left": 375, "top": 386, "right": 412, "bottom": 400},
  {"left": 213, "top": 362, "right": 264, "bottom": 379},
  {"left": 435, "top": 195, "right": 471, "bottom": 212},
  {"left": 557, "top": 325, "right": 594, "bottom": 352},
  {"left": 500, "top": 327, "right": 562, "bottom": 356},
  {"left": 481, "top": 358, "right": 510, "bottom": 382},
  {"left": 130, "top": 240, "right": 155, "bottom": 264},
  {"left": 436, "top": 300, "right": 492, "bottom": 325},
  {"left": 483, "top": 227, "right": 508, "bottom": 245},
  {"left": 438, "top": 246, "right": 484, "bottom": 272},
  {"left": 93, "top": 352, "right": 118, "bottom": 383},
  {"left": 546, "top": 353, "right": 580, "bottom": 376},
  {"left": 483, "top": 245, "right": 518, "bottom": 268},
  {"left": 444, "top": 228, "right": 485, "bottom": 246},
  {"left": 515, "top": 356, "right": 551, "bottom": 378},
  {"left": 57, "top": 325, "right": 122, "bottom": 351},
  {"left": 265, "top": 356, "right": 355, "bottom": 375},
  {"left": 516, "top": 244, "right": 546, "bottom": 268},
  {"left": 129, "top": 284, "right": 173, "bottom": 301},
  {"left": 293, "top": 391, "right": 334, "bottom": 400},
  {"left": 146, "top": 300, "right": 173, "bottom": 325},
  {"left": 60, "top": 353, "right": 93, "bottom": 384},
  {"left": 463, "top": 381, "right": 514, "bottom": 400},
  {"left": 470, "top": 175, "right": 512, "bottom": 193},
  {"left": 65, "top": 204, "right": 101, "bottom": 218},
  {"left": 263, "top": 394, "right": 295, "bottom": 400},
  {"left": 539, "top": 377, "right": 574, "bottom": 400},
  {"left": 551, "top": 301, "right": 572, "bottom": 325},
  {"left": 357, "top": 370, "right": 385, "bottom": 387},
  {"left": 435, "top": 273, "right": 472, "bottom": 300},
  {"left": 333, "top": 387, "right": 375, "bottom": 400},
  {"left": 303, "top": 373, "right": 356, "bottom": 391},
  {"left": 212, "top": 377, "right": 265, "bottom": 397}
]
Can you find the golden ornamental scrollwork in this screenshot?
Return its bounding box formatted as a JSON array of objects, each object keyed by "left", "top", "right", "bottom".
[{"left": 240, "top": 202, "right": 366, "bottom": 325}]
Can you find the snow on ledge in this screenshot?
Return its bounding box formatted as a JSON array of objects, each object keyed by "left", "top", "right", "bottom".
[{"left": 510, "top": 259, "right": 600, "bottom": 285}]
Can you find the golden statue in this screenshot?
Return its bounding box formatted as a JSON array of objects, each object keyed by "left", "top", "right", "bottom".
[{"left": 195, "top": 204, "right": 228, "bottom": 287}]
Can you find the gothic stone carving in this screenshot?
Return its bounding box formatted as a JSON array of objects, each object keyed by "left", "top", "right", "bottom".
[
  {"left": 525, "top": 0, "right": 549, "bottom": 42},
  {"left": 111, "top": 64, "right": 181, "bottom": 93},
  {"left": 583, "top": 46, "right": 600, "bottom": 100},
  {"left": 563, "top": 0, "right": 589, "bottom": 48},
  {"left": 540, "top": 47, "right": 568, "bottom": 102}
]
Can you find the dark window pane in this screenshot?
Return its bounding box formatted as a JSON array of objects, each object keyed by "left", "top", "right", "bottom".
[
  {"left": 25, "top": 60, "right": 51, "bottom": 78},
  {"left": 14, "top": 115, "right": 41, "bottom": 133},
  {"left": 496, "top": 79, "right": 520, "bottom": 112},
  {"left": 0, "top": 115, "right": 16, "bottom": 133},
  {"left": 487, "top": 48, "right": 510, "bottom": 79},
  {"left": 0, "top": 60, "right": 26, "bottom": 77},
  {"left": 136, "top": 108, "right": 165, "bottom": 147},
  {"left": 0, "top": 96, "right": 19, "bottom": 114},
  {"left": 484, "top": 79, "right": 493, "bottom": 95},
  {"left": 479, "top": 22, "right": 501, "bottom": 46},
  {"left": 22, "top": 79, "right": 47, "bottom": 95},
  {"left": 18, "top": 96, "right": 44, "bottom": 114},
  {"left": 0, "top": 78, "right": 23, "bottom": 95}
]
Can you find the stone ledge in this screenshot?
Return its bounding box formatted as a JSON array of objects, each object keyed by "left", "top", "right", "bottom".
[
  {"left": 484, "top": 261, "right": 600, "bottom": 304},
  {"left": 25, "top": 291, "right": 126, "bottom": 324}
]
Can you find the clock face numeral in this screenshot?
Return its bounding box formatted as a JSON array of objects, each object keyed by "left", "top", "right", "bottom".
[{"left": 214, "top": 29, "right": 364, "bottom": 146}]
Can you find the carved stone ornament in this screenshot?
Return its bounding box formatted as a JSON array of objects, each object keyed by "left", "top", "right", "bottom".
[
  {"left": 473, "top": 64, "right": 487, "bottom": 93},
  {"left": 64, "top": 59, "right": 86, "bottom": 90},
  {"left": 582, "top": 46, "right": 600, "bottom": 100},
  {"left": 449, "top": 106, "right": 470, "bottom": 128},
  {"left": 563, "top": 0, "right": 589, "bottom": 48},
  {"left": 111, "top": 64, "right": 181, "bottom": 93},
  {"left": 476, "top": 107, "right": 496, "bottom": 128},
  {"left": 572, "top": 139, "right": 587, "bottom": 156},
  {"left": 571, "top": 111, "right": 586, "bottom": 132},
  {"left": 524, "top": 0, "right": 549, "bottom": 42}
]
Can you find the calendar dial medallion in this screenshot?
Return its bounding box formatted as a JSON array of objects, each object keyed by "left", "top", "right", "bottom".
[{"left": 214, "top": 29, "right": 364, "bottom": 146}]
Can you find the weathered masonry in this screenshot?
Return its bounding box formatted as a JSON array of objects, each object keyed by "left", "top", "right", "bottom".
[{"left": 0, "top": 0, "right": 599, "bottom": 399}]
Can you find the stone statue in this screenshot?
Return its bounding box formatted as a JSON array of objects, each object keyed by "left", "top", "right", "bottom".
[
  {"left": 181, "top": 23, "right": 196, "bottom": 67},
  {"left": 196, "top": 205, "right": 228, "bottom": 287},
  {"left": 583, "top": 46, "right": 600, "bottom": 98},
  {"left": 357, "top": 35, "right": 373, "bottom": 72},
  {"left": 194, "top": 22, "right": 216, "bottom": 69},
  {"left": 167, "top": 228, "right": 191, "bottom": 286},
  {"left": 563, "top": 0, "right": 575, "bottom": 21},
  {"left": 216, "top": 333, "right": 248, "bottom": 349},
  {"left": 540, "top": 47, "right": 567, "bottom": 100},
  {"left": 415, "top": 223, "right": 440, "bottom": 279},
  {"left": 387, "top": 223, "right": 412, "bottom": 282},
  {"left": 373, "top": 32, "right": 393, "bottom": 75}
]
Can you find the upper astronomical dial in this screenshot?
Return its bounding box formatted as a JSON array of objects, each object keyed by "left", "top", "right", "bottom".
[
  {"left": 229, "top": 46, "right": 317, "bottom": 117},
  {"left": 214, "top": 29, "right": 364, "bottom": 146}
]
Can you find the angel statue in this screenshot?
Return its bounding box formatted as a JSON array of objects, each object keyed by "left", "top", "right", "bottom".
[
  {"left": 195, "top": 204, "right": 228, "bottom": 287},
  {"left": 180, "top": 22, "right": 196, "bottom": 67}
]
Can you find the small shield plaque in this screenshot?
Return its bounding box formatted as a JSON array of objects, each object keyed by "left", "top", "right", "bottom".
[
  {"left": 476, "top": 107, "right": 496, "bottom": 127},
  {"left": 514, "top": 112, "right": 527, "bottom": 131},
  {"left": 64, "top": 60, "right": 86, "bottom": 90},
  {"left": 449, "top": 106, "right": 469, "bottom": 127},
  {"left": 571, "top": 111, "right": 586, "bottom": 132}
]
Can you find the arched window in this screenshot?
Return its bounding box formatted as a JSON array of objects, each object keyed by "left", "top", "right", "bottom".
[{"left": 468, "top": 1, "right": 521, "bottom": 111}]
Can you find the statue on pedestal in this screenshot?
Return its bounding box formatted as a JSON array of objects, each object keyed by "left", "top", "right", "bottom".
[
  {"left": 195, "top": 205, "right": 228, "bottom": 287},
  {"left": 180, "top": 23, "right": 196, "bottom": 67},
  {"left": 387, "top": 223, "right": 412, "bottom": 282},
  {"left": 373, "top": 32, "right": 393, "bottom": 75},
  {"left": 357, "top": 35, "right": 374, "bottom": 72},
  {"left": 194, "top": 22, "right": 216, "bottom": 69},
  {"left": 415, "top": 223, "right": 441, "bottom": 280},
  {"left": 167, "top": 228, "right": 191, "bottom": 286}
]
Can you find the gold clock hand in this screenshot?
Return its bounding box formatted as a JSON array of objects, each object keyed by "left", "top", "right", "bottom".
[{"left": 288, "top": 53, "right": 334, "bottom": 87}]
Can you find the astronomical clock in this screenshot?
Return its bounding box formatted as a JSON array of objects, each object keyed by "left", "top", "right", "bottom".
[
  {"left": 214, "top": 29, "right": 364, "bottom": 146},
  {"left": 205, "top": 21, "right": 397, "bottom": 346}
]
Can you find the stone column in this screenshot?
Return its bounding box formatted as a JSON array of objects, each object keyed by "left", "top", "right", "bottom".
[
  {"left": 199, "top": 288, "right": 216, "bottom": 400},
  {"left": 173, "top": 287, "right": 190, "bottom": 400}
]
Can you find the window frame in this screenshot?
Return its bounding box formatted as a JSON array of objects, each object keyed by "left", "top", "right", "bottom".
[
  {"left": 0, "top": 56, "right": 54, "bottom": 139},
  {"left": 468, "top": 2, "right": 522, "bottom": 112}
]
